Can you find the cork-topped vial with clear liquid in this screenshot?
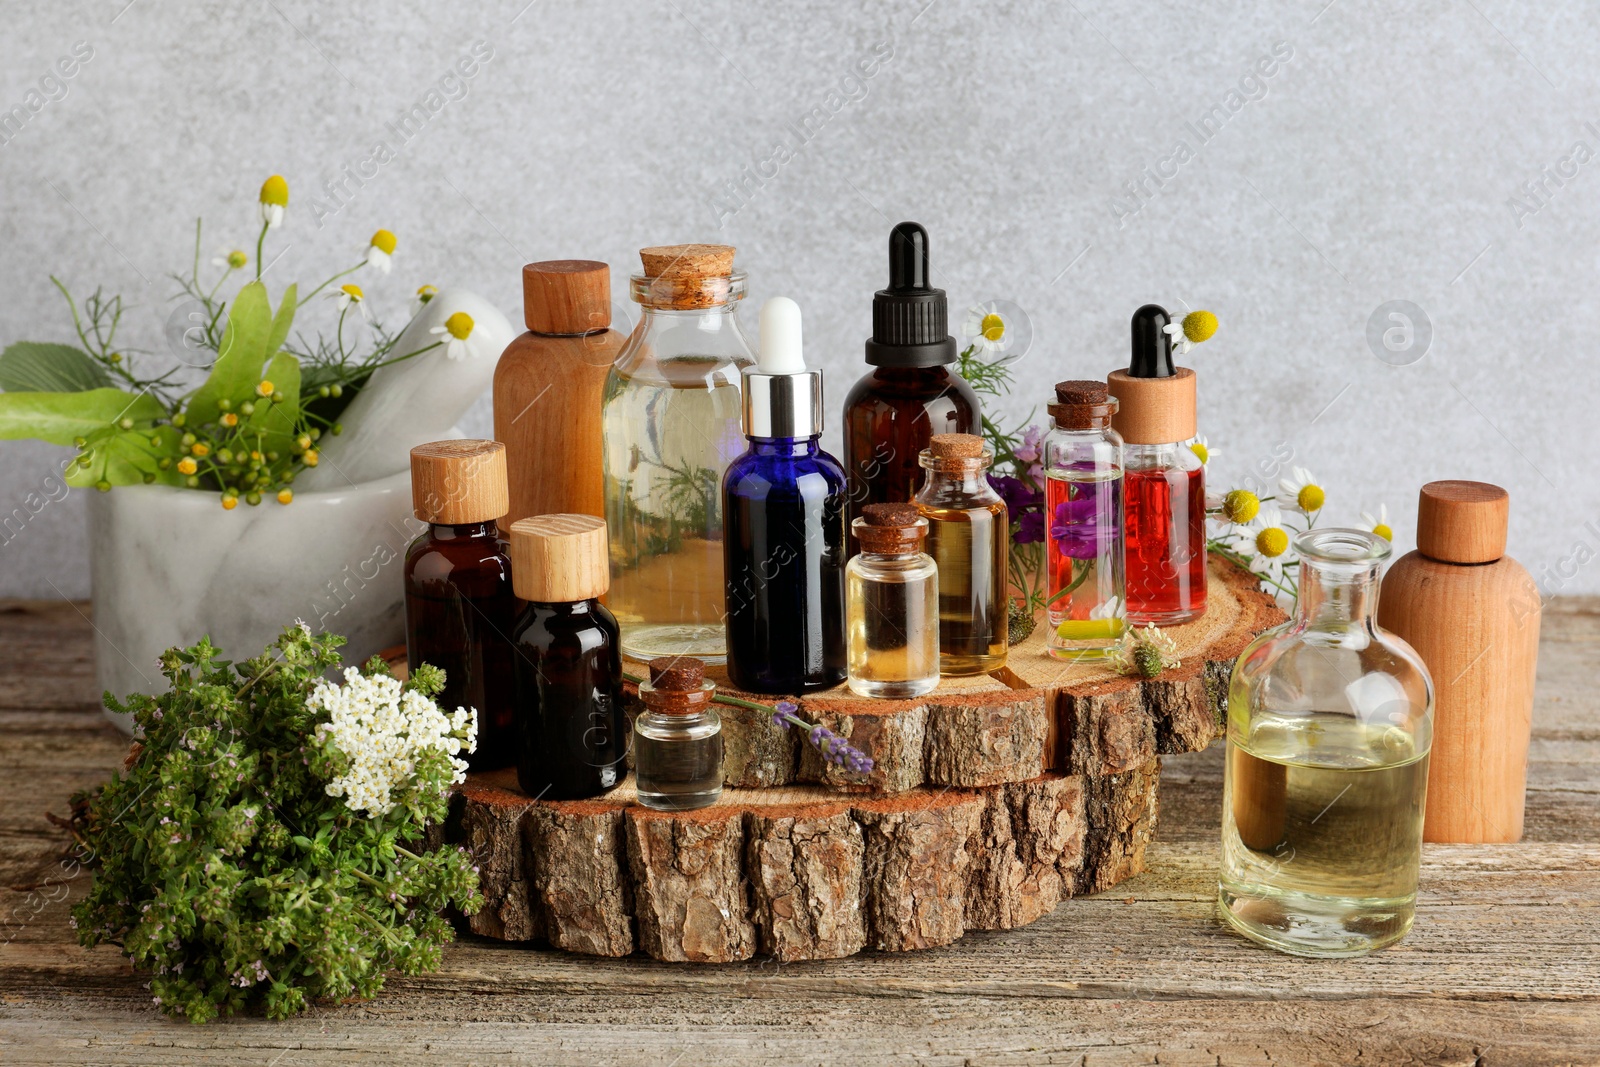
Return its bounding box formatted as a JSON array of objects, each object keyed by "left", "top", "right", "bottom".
[
  {"left": 914, "top": 433, "right": 1009, "bottom": 676},
  {"left": 601, "top": 245, "right": 755, "bottom": 664},
  {"left": 633, "top": 656, "right": 723, "bottom": 811},
  {"left": 846, "top": 503, "right": 939, "bottom": 699}
]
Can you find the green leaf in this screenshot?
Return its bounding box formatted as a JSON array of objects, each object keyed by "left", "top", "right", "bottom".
[
  {"left": 0, "top": 388, "right": 165, "bottom": 445},
  {"left": 66, "top": 426, "right": 184, "bottom": 488},
  {"left": 248, "top": 350, "right": 301, "bottom": 451},
  {"left": 186, "top": 281, "right": 272, "bottom": 427},
  {"left": 266, "top": 283, "right": 297, "bottom": 357},
  {"left": 0, "top": 341, "right": 113, "bottom": 392}
]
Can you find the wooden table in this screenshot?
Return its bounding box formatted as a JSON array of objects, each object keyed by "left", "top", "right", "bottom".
[{"left": 2, "top": 598, "right": 1597, "bottom": 1065}]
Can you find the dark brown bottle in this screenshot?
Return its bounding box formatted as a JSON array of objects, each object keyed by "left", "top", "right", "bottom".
[
  {"left": 842, "top": 222, "right": 980, "bottom": 551},
  {"left": 508, "top": 514, "right": 627, "bottom": 800},
  {"left": 404, "top": 440, "right": 519, "bottom": 771}
]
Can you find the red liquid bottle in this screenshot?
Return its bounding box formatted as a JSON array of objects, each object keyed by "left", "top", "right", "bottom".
[{"left": 1108, "top": 305, "right": 1207, "bottom": 625}]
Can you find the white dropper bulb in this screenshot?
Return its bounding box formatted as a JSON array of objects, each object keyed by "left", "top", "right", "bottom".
[{"left": 757, "top": 296, "right": 806, "bottom": 374}]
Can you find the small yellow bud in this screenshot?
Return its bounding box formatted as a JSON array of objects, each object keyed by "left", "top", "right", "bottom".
[
  {"left": 259, "top": 174, "right": 289, "bottom": 207},
  {"left": 221, "top": 494, "right": 239, "bottom": 511},
  {"left": 256, "top": 380, "right": 274, "bottom": 397},
  {"left": 227, "top": 250, "right": 248, "bottom": 269},
  {"left": 220, "top": 412, "right": 238, "bottom": 428},
  {"left": 303, "top": 449, "right": 319, "bottom": 467},
  {"left": 177, "top": 457, "right": 198, "bottom": 476},
  {"left": 416, "top": 284, "right": 437, "bottom": 304},
  {"left": 190, "top": 442, "right": 211, "bottom": 457},
  {"left": 276, "top": 488, "right": 294, "bottom": 505}
]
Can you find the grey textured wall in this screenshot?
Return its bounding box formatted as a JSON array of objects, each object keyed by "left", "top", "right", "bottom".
[{"left": 2, "top": 0, "right": 1596, "bottom": 597}]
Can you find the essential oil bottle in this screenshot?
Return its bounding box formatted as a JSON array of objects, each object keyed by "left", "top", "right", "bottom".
[
  {"left": 842, "top": 222, "right": 980, "bottom": 552},
  {"left": 846, "top": 503, "right": 939, "bottom": 699},
  {"left": 634, "top": 656, "right": 724, "bottom": 811},
  {"left": 1109, "top": 305, "right": 1207, "bottom": 625},
  {"left": 914, "top": 433, "right": 1009, "bottom": 675},
  {"left": 601, "top": 244, "right": 755, "bottom": 664},
  {"left": 722, "top": 297, "right": 848, "bottom": 694},
  {"left": 1043, "top": 381, "right": 1127, "bottom": 659},
  {"left": 404, "top": 440, "right": 518, "bottom": 771},
  {"left": 508, "top": 514, "right": 627, "bottom": 800}
]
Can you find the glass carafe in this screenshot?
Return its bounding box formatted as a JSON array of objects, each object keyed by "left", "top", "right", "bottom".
[
  {"left": 1219, "top": 528, "right": 1434, "bottom": 957},
  {"left": 601, "top": 271, "right": 755, "bottom": 663}
]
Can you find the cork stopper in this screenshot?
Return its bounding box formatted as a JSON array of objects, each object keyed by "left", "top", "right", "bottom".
[
  {"left": 410, "top": 440, "right": 509, "bottom": 525},
  {"left": 1107, "top": 367, "right": 1197, "bottom": 444},
  {"left": 1049, "top": 379, "right": 1118, "bottom": 430},
  {"left": 640, "top": 244, "right": 735, "bottom": 278},
  {"left": 639, "top": 656, "right": 715, "bottom": 715},
  {"left": 1416, "top": 480, "right": 1509, "bottom": 564},
  {"left": 522, "top": 260, "right": 611, "bottom": 335},
  {"left": 920, "top": 432, "right": 991, "bottom": 473},
  {"left": 635, "top": 244, "right": 739, "bottom": 311},
  {"left": 508, "top": 514, "right": 610, "bottom": 602},
  {"left": 854, "top": 502, "right": 928, "bottom": 553}
]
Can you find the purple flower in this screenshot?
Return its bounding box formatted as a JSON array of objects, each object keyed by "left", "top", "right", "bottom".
[
  {"left": 989, "top": 474, "right": 1045, "bottom": 545},
  {"left": 1050, "top": 481, "right": 1117, "bottom": 560},
  {"left": 1013, "top": 425, "right": 1045, "bottom": 466},
  {"left": 770, "top": 701, "right": 874, "bottom": 775}
]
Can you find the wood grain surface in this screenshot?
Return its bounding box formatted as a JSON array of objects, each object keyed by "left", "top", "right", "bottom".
[{"left": 2, "top": 596, "right": 1597, "bottom": 1065}]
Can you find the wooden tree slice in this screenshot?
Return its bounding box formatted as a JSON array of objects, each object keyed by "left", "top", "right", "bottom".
[{"left": 445, "top": 761, "right": 1160, "bottom": 963}]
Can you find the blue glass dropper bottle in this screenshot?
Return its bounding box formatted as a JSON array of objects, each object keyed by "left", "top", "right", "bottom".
[{"left": 721, "top": 296, "right": 849, "bottom": 694}]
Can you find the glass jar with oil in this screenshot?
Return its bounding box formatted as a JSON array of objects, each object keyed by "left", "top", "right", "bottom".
[
  {"left": 913, "top": 433, "right": 1008, "bottom": 675},
  {"left": 1220, "top": 528, "right": 1434, "bottom": 957}
]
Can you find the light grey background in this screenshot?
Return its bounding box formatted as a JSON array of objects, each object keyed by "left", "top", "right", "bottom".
[{"left": 2, "top": 0, "right": 1596, "bottom": 598}]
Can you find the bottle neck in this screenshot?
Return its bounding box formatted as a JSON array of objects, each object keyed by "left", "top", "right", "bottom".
[
  {"left": 429, "top": 520, "right": 499, "bottom": 541},
  {"left": 1294, "top": 558, "right": 1381, "bottom": 630},
  {"left": 747, "top": 435, "right": 821, "bottom": 454},
  {"left": 528, "top": 597, "right": 602, "bottom": 615},
  {"left": 922, "top": 466, "right": 995, "bottom": 497}
]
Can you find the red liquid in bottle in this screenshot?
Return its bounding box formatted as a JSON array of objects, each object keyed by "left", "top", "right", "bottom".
[{"left": 1123, "top": 465, "right": 1206, "bottom": 624}]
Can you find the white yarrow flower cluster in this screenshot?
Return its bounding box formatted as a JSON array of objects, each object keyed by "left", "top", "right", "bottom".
[{"left": 307, "top": 667, "right": 476, "bottom": 817}]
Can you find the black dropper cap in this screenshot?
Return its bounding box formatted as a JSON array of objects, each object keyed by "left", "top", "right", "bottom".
[
  {"left": 864, "top": 221, "right": 958, "bottom": 367},
  {"left": 1128, "top": 303, "right": 1177, "bottom": 378}
]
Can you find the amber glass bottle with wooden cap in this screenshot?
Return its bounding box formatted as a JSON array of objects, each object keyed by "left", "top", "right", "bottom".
[
  {"left": 508, "top": 514, "right": 627, "bottom": 800},
  {"left": 1378, "top": 481, "right": 1540, "bottom": 843},
  {"left": 914, "top": 432, "right": 1008, "bottom": 675},
  {"left": 405, "top": 440, "right": 518, "bottom": 771},
  {"left": 493, "top": 260, "right": 625, "bottom": 528}
]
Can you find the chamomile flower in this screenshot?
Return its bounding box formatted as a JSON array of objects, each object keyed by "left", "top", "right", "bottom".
[
  {"left": 1164, "top": 309, "right": 1218, "bottom": 356},
  {"left": 1189, "top": 434, "right": 1219, "bottom": 466},
  {"left": 1106, "top": 623, "right": 1181, "bottom": 678},
  {"left": 1219, "top": 488, "right": 1260, "bottom": 526},
  {"left": 258, "top": 175, "right": 288, "bottom": 229},
  {"left": 415, "top": 284, "right": 437, "bottom": 306},
  {"left": 212, "top": 249, "right": 249, "bottom": 271},
  {"left": 333, "top": 283, "right": 371, "bottom": 321},
  {"left": 1278, "top": 466, "right": 1326, "bottom": 515},
  {"left": 366, "top": 229, "right": 397, "bottom": 273},
  {"left": 430, "top": 311, "right": 477, "bottom": 361},
  {"left": 964, "top": 302, "right": 1010, "bottom": 357},
  {"left": 1359, "top": 504, "right": 1393, "bottom": 542},
  {"left": 1241, "top": 502, "right": 1296, "bottom": 584}
]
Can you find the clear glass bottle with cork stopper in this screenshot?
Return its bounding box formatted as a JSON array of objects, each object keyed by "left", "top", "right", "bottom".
[
  {"left": 914, "top": 432, "right": 1009, "bottom": 675},
  {"left": 1109, "top": 304, "right": 1207, "bottom": 625},
  {"left": 846, "top": 503, "right": 939, "bottom": 699},
  {"left": 507, "top": 513, "right": 627, "bottom": 800},
  {"left": 633, "top": 656, "right": 724, "bottom": 811},
  {"left": 404, "top": 440, "right": 518, "bottom": 771},
  {"left": 602, "top": 244, "right": 755, "bottom": 664},
  {"left": 1043, "top": 380, "right": 1126, "bottom": 659},
  {"left": 494, "top": 260, "right": 626, "bottom": 527},
  {"left": 842, "top": 222, "right": 981, "bottom": 552}
]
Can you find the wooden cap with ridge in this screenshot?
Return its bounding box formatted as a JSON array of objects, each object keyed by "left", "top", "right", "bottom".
[
  {"left": 1416, "top": 480, "right": 1509, "bottom": 564},
  {"left": 410, "top": 440, "right": 508, "bottom": 525},
  {"left": 522, "top": 260, "right": 611, "bottom": 335},
  {"left": 509, "top": 514, "right": 610, "bottom": 602},
  {"left": 1107, "top": 367, "right": 1196, "bottom": 444}
]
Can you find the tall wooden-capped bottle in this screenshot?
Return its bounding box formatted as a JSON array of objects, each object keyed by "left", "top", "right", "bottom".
[
  {"left": 493, "top": 260, "right": 626, "bottom": 527},
  {"left": 1378, "top": 480, "right": 1541, "bottom": 843}
]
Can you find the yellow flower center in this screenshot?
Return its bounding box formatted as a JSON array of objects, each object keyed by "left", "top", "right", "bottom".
[
  {"left": 1189, "top": 441, "right": 1210, "bottom": 465},
  {"left": 444, "top": 311, "right": 475, "bottom": 340},
  {"left": 1297, "top": 484, "right": 1325, "bottom": 512},
  {"left": 1373, "top": 523, "right": 1393, "bottom": 541},
  {"left": 980, "top": 312, "right": 1005, "bottom": 342},
  {"left": 226, "top": 250, "right": 248, "bottom": 269},
  {"left": 1182, "top": 310, "right": 1217, "bottom": 344},
  {"left": 1223, "top": 489, "right": 1260, "bottom": 524},
  {"left": 1256, "top": 527, "right": 1289, "bottom": 559},
  {"left": 369, "top": 229, "right": 397, "bottom": 255},
  {"left": 259, "top": 174, "right": 289, "bottom": 207},
  {"left": 340, "top": 283, "right": 365, "bottom": 302}
]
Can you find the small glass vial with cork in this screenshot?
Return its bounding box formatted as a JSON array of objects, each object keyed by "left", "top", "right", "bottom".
[
  {"left": 633, "top": 657, "right": 724, "bottom": 811},
  {"left": 508, "top": 514, "right": 627, "bottom": 800},
  {"left": 405, "top": 440, "right": 518, "bottom": 771},
  {"left": 846, "top": 503, "right": 939, "bottom": 699},
  {"left": 914, "top": 433, "right": 1009, "bottom": 675},
  {"left": 1043, "top": 381, "right": 1126, "bottom": 659}
]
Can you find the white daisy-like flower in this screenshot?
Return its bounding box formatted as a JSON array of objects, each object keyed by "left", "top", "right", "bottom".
[
  {"left": 258, "top": 175, "right": 288, "bottom": 229},
  {"left": 332, "top": 283, "right": 371, "bottom": 322},
  {"left": 1164, "top": 309, "right": 1217, "bottom": 357},
  {"left": 1359, "top": 504, "right": 1393, "bottom": 542},
  {"left": 1241, "top": 502, "right": 1296, "bottom": 584},
  {"left": 963, "top": 302, "right": 1010, "bottom": 357},
  {"left": 1189, "top": 434, "right": 1219, "bottom": 466},
  {"left": 1163, "top": 320, "right": 1193, "bottom": 357},
  {"left": 212, "top": 248, "right": 248, "bottom": 271},
  {"left": 430, "top": 311, "right": 477, "bottom": 361},
  {"left": 365, "top": 229, "right": 397, "bottom": 274},
  {"left": 1278, "top": 466, "right": 1325, "bottom": 515}
]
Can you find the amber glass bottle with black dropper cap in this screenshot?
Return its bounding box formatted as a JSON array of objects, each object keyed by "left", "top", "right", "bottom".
[{"left": 842, "top": 222, "right": 980, "bottom": 553}]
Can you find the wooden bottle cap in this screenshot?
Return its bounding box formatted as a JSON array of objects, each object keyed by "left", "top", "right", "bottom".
[
  {"left": 639, "top": 244, "right": 735, "bottom": 279},
  {"left": 522, "top": 260, "right": 611, "bottom": 335},
  {"left": 1416, "top": 480, "right": 1509, "bottom": 564},
  {"left": 1049, "top": 379, "right": 1118, "bottom": 429},
  {"left": 410, "top": 440, "right": 508, "bottom": 524},
  {"left": 508, "top": 514, "right": 610, "bottom": 602},
  {"left": 854, "top": 503, "right": 927, "bottom": 552},
  {"left": 1107, "top": 367, "right": 1196, "bottom": 444}
]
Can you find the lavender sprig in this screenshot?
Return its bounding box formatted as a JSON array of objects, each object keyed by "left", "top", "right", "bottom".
[{"left": 770, "top": 700, "right": 875, "bottom": 775}]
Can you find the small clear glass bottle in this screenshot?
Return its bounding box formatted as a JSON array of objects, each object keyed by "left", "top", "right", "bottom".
[
  {"left": 914, "top": 433, "right": 1009, "bottom": 676},
  {"left": 1220, "top": 528, "right": 1435, "bottom": 958},
  {"left": 633, "top": 656, "right": 723, "bottom": 811},
  {"left": 846, "top": 503, "right": 939, "bottom": 698},
  {"left": 601, "top": 244, "right": 756, "bottom": 664},
  {"left": 1043, "top": 381, "right": 1126, "bottom": 660}
]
